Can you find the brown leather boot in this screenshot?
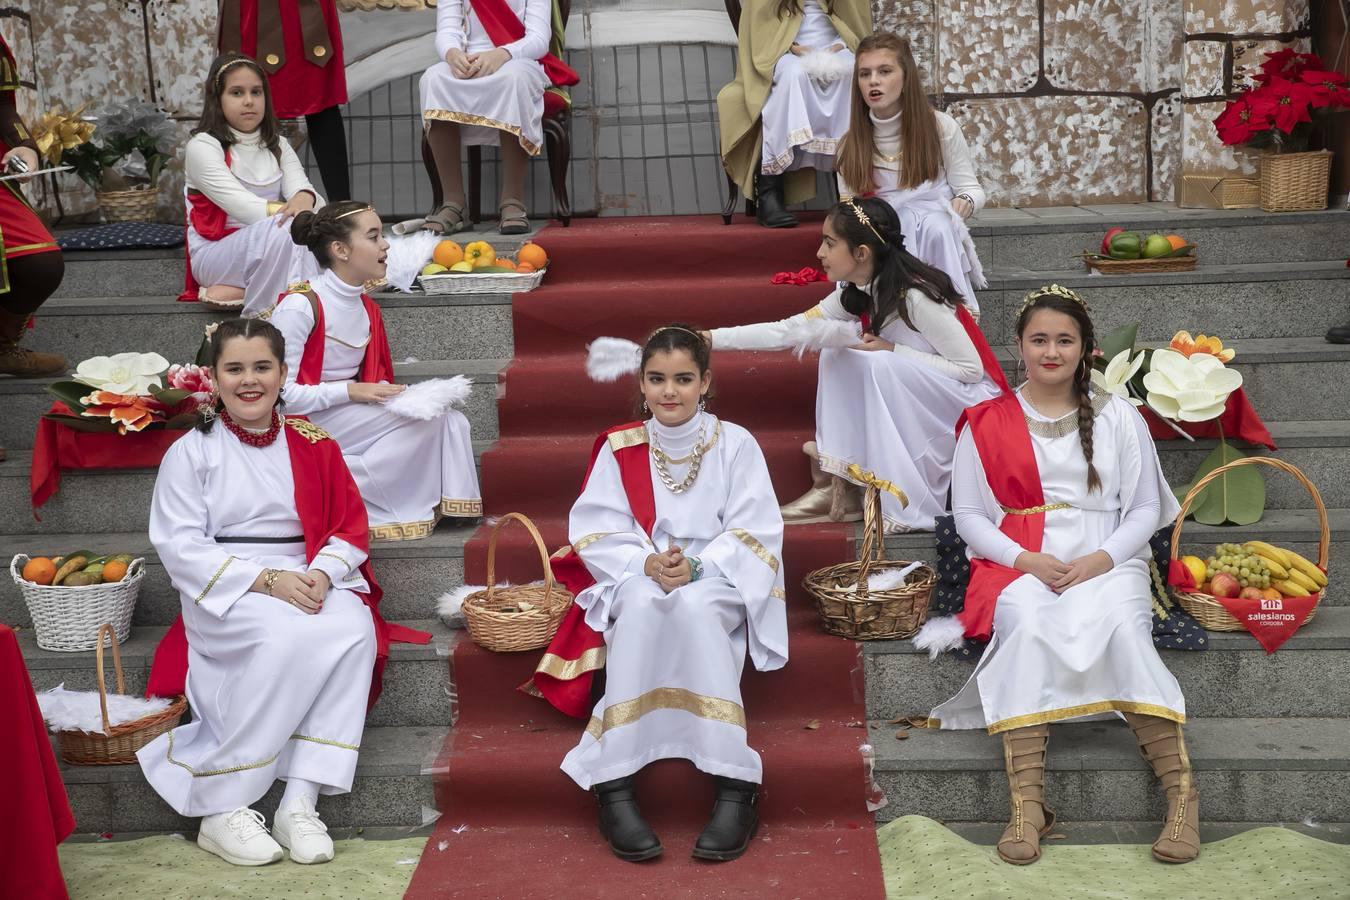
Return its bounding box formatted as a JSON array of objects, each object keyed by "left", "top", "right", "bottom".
[
  {"left": 1125, "top": 713, "right": 1201, "bottom": 863},
  {"left": 996, "top": 724, "right": 1055, "bottom": 865},
  {"left": 0, "top": 310, "right": 66, "bottom": 377}
]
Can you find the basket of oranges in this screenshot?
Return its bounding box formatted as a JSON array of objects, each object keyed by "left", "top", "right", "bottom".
[
  {"left": 10, "top": 552, "right": 145, "bottom": 651},
  {"left": 417, "top": 239, "right": 549, "bottom": 295}
]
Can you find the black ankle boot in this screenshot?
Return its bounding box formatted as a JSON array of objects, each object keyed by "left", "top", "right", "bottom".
[
  {"left": 755, "top": 172, "right": 798, "bottom": 228},
  {"left": 594, "top": 777, "right": 662, "bottom": 862},
  {"left": 1327, "top": 323, "right": 1350, "bottom": 344},
  {"left": 692, "top": 776, "right": 759, "bottom": 861}
]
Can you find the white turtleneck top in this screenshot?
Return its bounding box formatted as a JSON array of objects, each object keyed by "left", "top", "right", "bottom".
[
  {"left": 840, "top": 109, "right": 986, "bottom": 211},
  {"left": 184, "top": 126, "right": 320, "bottom": 227},
  {"left": 271, "top": 269, "right": 374, "bottom": 415},
  {"left": 636, "top": 410, "right": 725, "bottom": 579}
]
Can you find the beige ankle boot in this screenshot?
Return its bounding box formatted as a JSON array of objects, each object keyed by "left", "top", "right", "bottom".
[
  {"left": 1125, "top": 714, "right": 1201, "bottom": 863},
  {"left": 997, "top": 724, "right": 1055, "bottom": 865},
  {"left": 779, "top": 442, "right": 834, "bottom": 523}
]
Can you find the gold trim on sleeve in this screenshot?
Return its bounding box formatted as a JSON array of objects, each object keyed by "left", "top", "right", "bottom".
[
  {"left": 803, "top": 305, "right": 825, "bottom": 320},
  {"left": 770, "top": 587, "right": 786, "bottom": 600},
  {"left": 535, "top": 646, "right": 607, "bottom": 682},
  {"left": 987, "top": 700, "right": 1185, "bottom": 735},
  {"left": 573, "top": 532, "right": 615, "bottom": 553},
  {"left": 195, "top": 556, "right": 235, "bottom": 605},
  {"left": 584, "top": 687, "right": 746, "bottom": 740},
  {"left": 291, "top": 733, "right": 359, "bottom": 751},
  {"left": 730, "top": 528, "right": 780, "bottom": 573},
  {"left": 606, "top": 425, "right": 649, "bottom": 452}
]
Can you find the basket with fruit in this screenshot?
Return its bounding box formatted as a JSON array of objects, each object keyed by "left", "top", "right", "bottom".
[
  {"left": 1081, "top": 228, "right": 1197, "bottom": 274},
  {"left": 417, "top": 238, "right": 549, "bottom": 294},
  {"left": 10, "top": 552, "right": 145, "bottom": 651},
  {"left": 1168, "top": 457, "right": 1329, "bottom": 632}
]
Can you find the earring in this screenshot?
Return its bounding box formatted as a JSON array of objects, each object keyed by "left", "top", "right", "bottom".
[
  {"left": 201, "top": 392, "right": 220, "bottom": 422},
  {"left": 698, "top": 397, "right": 706, "bottom": 412},
  {"left": 1015, "top": 357, "right": 1026, "bottom": 381},
  {"left": 642, "top": 400, "right": 649, "bottom": 414}
]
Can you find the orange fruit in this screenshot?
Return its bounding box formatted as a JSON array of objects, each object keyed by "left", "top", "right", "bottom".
[
  {"left": 432, "top": 240, "right": 463, "bottom": 268},
  {"left": 1260, "top": 587, "right": 1282, "bottom": 602},
  {"left": 464, "top": 240, "right": 496, "bottom": 268},
  {"left": 22, "top": 557, "right": 56, "bottom": 585},
  {"left": 496, "top": 258, "right": 518, "bottom": 271},
  {"left": 517, "top": 242, "right": 548, "bottom": 269},
  {"left": 1165, "top": 234, "right": 1186, "bottom": 250},
  {"left": 516, "top": 262, "right": 537, "bottom": 274},
  {"left": 102, "top": 559, "right": 129, "bottom": 583}
]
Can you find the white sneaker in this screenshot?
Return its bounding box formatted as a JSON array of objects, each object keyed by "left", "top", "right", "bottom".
[
  {"left": 273, "top": 796, "right": 335, "bottom": 864},
  {"left": 197, "top": 807, "right": 284, "bottom": 866}
]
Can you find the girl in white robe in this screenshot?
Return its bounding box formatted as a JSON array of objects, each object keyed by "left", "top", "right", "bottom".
[
  {"left": 270, "top": 203, "right": 482, "bottom": 540},
  {"left": 922, "top": 286, "right": 1199, "bottom": 866},
  {"left": 562, "top": 325, "right": 786, "bottom": 863},
  {"left": 709, "top": 196, "right": 1005, "bottom": 532},
  {"left": 184, "top": 54, "right": 323, "bottom": 315},
  {"left": 835, "top": 33, "right": 986, "bottom": 311}
]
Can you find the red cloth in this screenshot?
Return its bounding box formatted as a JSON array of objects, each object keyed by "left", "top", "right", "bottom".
[
  {"left": 0, "top": 37, "right": 58, "bottom": 262},
  {"left": 178, "top": 151, "right": 240, "bottom": 302},
  {"left": 30, "top": 403, "right": 188, "bottom": 511},
  {"left": 1214, "top": 593, "right": 1319, "bottom": 654},
  {"left": 525, "top": 422, "right": 655, "bottom": 717},
  {"left": 0, "top": 624, "right": 74, "bottom": 900},
  {"left": 1142, "top": 387, "right": 1276, "bottom": 450},
  {"left": 955, "top": 393, "right": 1047, "bottom": 642},
  {"left": 145, "top": 418, "right": 430, "bottom": 709},
  {"left": 468, "top": 0, "right": 579, "bottom": 89},
  {"left": 228, "top": 0, "right": 347, "bottom": 118},
  {"left": 770, "top": 267, "right": 828, "bottom": 285},
  {"left": 293, "top": 289, "right": 396, "bottom": 386}
]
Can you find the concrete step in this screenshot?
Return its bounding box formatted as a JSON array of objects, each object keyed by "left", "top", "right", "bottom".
[
  {"left": 0, "top": 358, "right": 504, "bottom": 451},
  {"left": 19, "top": 619, "right": 457, "bottom": 728},
  {"left": 865, "top": 607, "right": 1350, "bottom": 721},
  {"left": 58, "top": 723, "right": 447, "bottom": 834},
  {"left": 870, "top": 716, "right": 1350, "bottom": 825}
]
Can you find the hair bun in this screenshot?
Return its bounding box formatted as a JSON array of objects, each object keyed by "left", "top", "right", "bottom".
[{"left": 290, "top": 210, "right": 316, "bottom": 246}]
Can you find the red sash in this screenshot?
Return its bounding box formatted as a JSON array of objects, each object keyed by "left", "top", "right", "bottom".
[
  {"left": 524, "top": 422, "right": 656, "bottom": 718},
  {"left": 861, "top": 304, "right": 1011, "bottom": 393},
  {"left": 290, "top": 286, "right": 396, "bottom": 386},
  {"left": 145, "top": 419, "right": 431, "bottom": 710},
  {"left": 954, "top": 393, "right": 1044, "bottom": 642},
  {"left": 468, "top": 0, "right": 579, "bottom": 89},
  {"left": 179, "top": 149, "right": 239, "bottom": 302}
]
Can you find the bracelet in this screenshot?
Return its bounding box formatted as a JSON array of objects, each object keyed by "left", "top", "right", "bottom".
[
  {"left": 956, "top": 192, "right": 975, "bottom": 207},
  {"left": 266, "top": 200, "right": 285, "bottom": 216},
  {"left": 688, "top": 556, "right": 704, "bottom": 583},
  {"left": 262, "top": 568, "right": 282, "bottom": 596}
]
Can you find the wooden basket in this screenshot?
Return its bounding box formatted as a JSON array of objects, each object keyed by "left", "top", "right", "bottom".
[
  {"left": 1084, "top": 253, "right": 1198, "bottom": 275},
  {"left": 803, "top": 487, "right": 935, "bottom": 640},
  {"left": 11, "top": 555, "right": 144, "bottom": 652},
  {"left": 1259, "top": 150, "right": 1332, "bottom": 212},
  {"left": 57, "top": 623, "right": 188, "bottom": 766},
  {"left": 96, "top": 187, "right": 159, "bottom": 223},
  {"left": 1169, "top": 457, "right": 1329, "bottom": 632},
  {"left": 462, "top": 512, "right": 574, "bottom": 652}
]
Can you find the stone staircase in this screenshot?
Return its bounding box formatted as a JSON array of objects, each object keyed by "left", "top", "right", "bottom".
[{"left": 1, "top": 205, "right": 1347, "bottom": 842}]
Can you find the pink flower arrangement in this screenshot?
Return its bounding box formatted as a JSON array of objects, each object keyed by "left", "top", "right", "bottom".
[{"left": 165, "top": 363, "right": 214, "bottom": 409}]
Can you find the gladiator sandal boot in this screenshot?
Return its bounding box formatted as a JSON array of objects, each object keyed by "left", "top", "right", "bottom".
[
  {"left": 996, "top": 724, "right": 1055, "bottom": 865},
  {"left": 692, "top": 776, "right": 759, "bottom": 861},
  {"left": 0, "top": 310, "right": 65, "bottom": 378},
  {"left": 828, "top": 475, "right": 864, "bottom": 523},
  {"left": 593, "top": 776, "right": 662, "bottom": 862},
  {"left": 779, "top": 441, "right": 834, "bottom": 523},
  {"left": 1124, "top": 714, "right": 1201, "bottom": 863},
  {"left": 754, "top": 171, "right": 798, "bottom": 229}
]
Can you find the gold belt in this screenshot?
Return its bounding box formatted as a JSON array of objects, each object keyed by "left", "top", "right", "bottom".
[{"left": 1000, "top": 502, "right": 1072, "bottom": 515}]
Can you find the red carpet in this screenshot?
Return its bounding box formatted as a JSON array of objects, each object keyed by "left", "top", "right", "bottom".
[{"left": 404, "top": 217, "right": 886, "bottom": 899}]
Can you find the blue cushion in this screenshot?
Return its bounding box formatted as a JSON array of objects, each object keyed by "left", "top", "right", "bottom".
[{"left": 57, "top": 223, "right": 185, "bottom": 251}]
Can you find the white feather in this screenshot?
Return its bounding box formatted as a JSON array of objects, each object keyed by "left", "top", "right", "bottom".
[
  {"left": 437, "top": 581, "right": 546, "bottom": 626},
  {"left": 37, "top": 683, "right": 174, "bottom": 735},
  {"left": 781, "top": 317, "right": 863, "bottom": 359},
  {"left": 384, "top": 376, "right": 473, "bottom": 420},
  {"left": 797, "top": 49, "right": 853, "bottom": 84},
  {"left": 586, "top": 336, "right": 643, "bottom": 382},
  {"left": 911, "top": 615, "right": 968, "bottom": 659},
  {"left": 384, "top": 230, "right": 443, "bottom": 293}
]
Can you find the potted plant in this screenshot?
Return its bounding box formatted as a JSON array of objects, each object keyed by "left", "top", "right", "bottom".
[{"left": 56, "top": 101, "right": 175, "bottom": 222}]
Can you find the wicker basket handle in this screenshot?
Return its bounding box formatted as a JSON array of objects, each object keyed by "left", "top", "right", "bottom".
[
  {"left": 1168, "top": 456, "right": 1330, "bottom": 569},
  {"left": 9, "top": 554, "right": 29, "bottom": 583},
  {"left": 855, "top": 487, "right": 885, "bottom": 589},
  {"left": 484, "top": 512, "right": 557, "bottom": 606},
  {"left": 93, "top": 622, "right": 125, "bottom": 736}
]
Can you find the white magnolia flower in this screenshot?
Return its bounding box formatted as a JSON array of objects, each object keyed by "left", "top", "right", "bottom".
[
  {"left": 1142, "top": 348, "right": 1243, "bottom": 422},
  {"left": 73, "top": 352, "right": 170, "bottom": 396},
  {"left": 1090, "top": 349, "right": 1145, "bottom": 406}
]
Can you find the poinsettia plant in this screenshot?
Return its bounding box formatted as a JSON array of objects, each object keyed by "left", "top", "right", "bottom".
[
  {"left": 44, "top": 354, "right": 213, "bottom": 435},
  {"left": 1214, "top": 49, "right": 1350, "bottom": 153}
]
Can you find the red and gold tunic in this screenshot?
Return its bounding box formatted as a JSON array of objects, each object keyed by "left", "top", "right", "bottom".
[
  {"left": 218, "top": 0, "right": 347, "bottom": 119},
  {"left": 0, "top": 34, "right": 57, "bottom": 294}
]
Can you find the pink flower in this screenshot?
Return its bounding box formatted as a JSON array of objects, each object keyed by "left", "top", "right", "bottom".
[{"left": 165, "top": 363, "right": 214, "bottom": 406}]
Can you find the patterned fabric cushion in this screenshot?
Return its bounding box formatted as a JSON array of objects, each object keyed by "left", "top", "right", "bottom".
[{"left": 57, "top": 223, "right": 185, "bottom": 251}]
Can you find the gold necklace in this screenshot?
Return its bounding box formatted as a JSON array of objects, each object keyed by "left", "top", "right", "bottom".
[
  {"left": 650, "top": 420, "right": 721, "bottom": 494},
  {"left": 650, "top": 419, "right": 722, "bottom": 464}
]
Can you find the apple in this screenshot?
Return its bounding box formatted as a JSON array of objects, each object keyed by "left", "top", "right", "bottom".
[
  {"left": 1239, "top": 587, "right": 1264, "bottom": 601},
  {"left": 421, "top": 263, "right": 448, "bottom": 276},
  {"left": 1209, "top": 572, "right": 1240, "bottom": 598},
  {"left": 449, "top": 261, "right": 475, "bottom": 273}
]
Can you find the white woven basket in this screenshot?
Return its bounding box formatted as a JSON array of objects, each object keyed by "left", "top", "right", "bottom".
[
  {"left": 10, "top": 555, "right": 145, "bottom": 652},
  {"left": 416, "top": 267, "right": 546, "bottom": 295}
]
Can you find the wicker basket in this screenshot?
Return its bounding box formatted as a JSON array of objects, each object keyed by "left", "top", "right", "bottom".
[
  {"left": 1259, "top": 150, "right": 1332, "bottom": 212},
  {"left": 803, "top": 487, "right": 935, "bottom": 640},
  {"left": 1169, "top": 457, "right": 1329, "bottom": 631},
  {"left": 1084, "top": 253, "right": 1198, "bottom": 275},
  {"left": 96, "top": 187, "right": 159, "bottom": 223},
  {"left": 462, "top": 512, "right": 574, "bottom": 652},
  {"left": 11, "top": 555, "right": 145, "bottom": 652},
  {"left": 417, "top": 267, "right": 546, "bottom": 295},
  {"left": 56, "top": 623, "right": 188, "bottom": 766}
]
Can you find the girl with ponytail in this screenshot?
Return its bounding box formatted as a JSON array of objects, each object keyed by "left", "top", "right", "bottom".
[
  {"left": 922, "top": 285, "right": 1199, "bottom": 868},
  {"left": 706, "top": 196, "right": 1008, "bottom": 533}
]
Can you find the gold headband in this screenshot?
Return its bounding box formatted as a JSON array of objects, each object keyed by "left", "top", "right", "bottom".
[
  {"left": 648, "top": 325, "right": 705, "bottom": 344},
  {"left": 844, "top": 197, "right": 885, "bottom": 245},
  {"left": 335, "top": 205, "right": 375, "bottom": 220},
  {"left": 1020, "top": 283, "right": 1089, "bottom": 316},
  {"left": 214, "top": 57, "right": 254, "bottom": 91}
]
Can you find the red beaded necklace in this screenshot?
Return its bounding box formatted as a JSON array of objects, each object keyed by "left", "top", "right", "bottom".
[{"left": 219, "top": 409, "right": 282, "bottom": 448}]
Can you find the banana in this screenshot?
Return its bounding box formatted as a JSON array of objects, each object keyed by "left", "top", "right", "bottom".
[
  {"left": 1274, "top": 579, "right": 1311, "bottom": 598},
  {"left": 1256, "top": 555, "right": 1289, "bottom": 579},
  {"left": 1244, "top": 541, "right": 1291, "bottom": 568},
  {"left": 1284, "top": 550, "right": 1328, "bottom": 588},
  {"left": 1287, "top": 568, "right": 1320, "bottom": 593}
]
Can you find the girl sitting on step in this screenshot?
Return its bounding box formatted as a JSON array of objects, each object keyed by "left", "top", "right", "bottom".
[
  {"left": 922, "top": 285, "right": 1198, "bottom": 866},
  {"left": 182, "top": 52, "right": 322, "bottom": 315},
  {"left": 140, "top": 317, "right": 428, "bottom": 868},
  {"left": 550, "top": 325, "right": 786, "bottom": 863},
  {"left": 716, "top": 0, "right": 871, "bottom": 228},
  {"left": 706, "top": 196, "right": 1007, "bottom": 533},
  {"left": 836, "top": 33, "right": 987, "bottom": 313},
  {"left": 270, "top": 201, "right": 482, "bottom": 540}
]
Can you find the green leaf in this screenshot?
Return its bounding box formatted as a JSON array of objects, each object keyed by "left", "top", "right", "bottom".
[
  {"left": 40, "top": 413, "right": 119, "bottom": 434},
  {"left": 162, "top": 413, "right": 197, "bottom": 429},
  {"left": 149, "top": 386, "right": 191, "bottom": 407},
  {"left": 1186, "top": 441, "right": 1266, "bottom": 526},
  {"left": 1096, "top": 323, "right": 1139, "bottom": 370},
  {"left": 46, "top": 380, "right": 95, "bottom": 409},
  {"left": 1163, "top": 243, "right": 1197, "bottom": 258}
]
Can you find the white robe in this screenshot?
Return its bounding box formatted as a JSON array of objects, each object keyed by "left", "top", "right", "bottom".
[
  {"left": 270, "top": 269, "right": 482, "bottom": 540},
  {"left": 759, "top": 1, "right": 852, "bottom": 176},
  {"left": 560, "top": 413, "right": 787, "bottom": 788},
  {"left": 184, "top": 129, "right": 323, "bottom": 318},
  {"left": 711, "top": 286, "right": 1002, "bottom": 531},
  {"left": 930, "top": 392, "right": 1187, "bottom": 732},
  {"left": 419, "top": 0, "right": 552, "bottom": 155},
  {"left": 136, "top": 424, "right": 376, "bottom": 817}
]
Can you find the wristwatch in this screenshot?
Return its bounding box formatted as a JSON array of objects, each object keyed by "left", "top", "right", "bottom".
[{"left": 688, "top": 556, "right": 704, "bottom": 583}]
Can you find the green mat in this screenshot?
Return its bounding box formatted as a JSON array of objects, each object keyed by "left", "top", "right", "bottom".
[
  {"left": 878, "top": 816, "right": 1350, "bottom": 900},
  {"left": 59, "top": 835, "right": 428, "bottom": 899}
]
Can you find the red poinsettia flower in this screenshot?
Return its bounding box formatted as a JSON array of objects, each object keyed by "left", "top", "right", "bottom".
[
  {"left": 1263, "top": 77, "right": 1315, "bottom": 133},
  {"left": 1213, "top": 93, "right": 1275, "bottom": 146},
  {"left": 1257, "top": 48, "right": 1321, "bottom": 83},
  {"left": 78, "top": 390, "right": 162, "bottom": 434},
  {"left": 1299, "top": 69, "right": 1350, "bottom": 109}
]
